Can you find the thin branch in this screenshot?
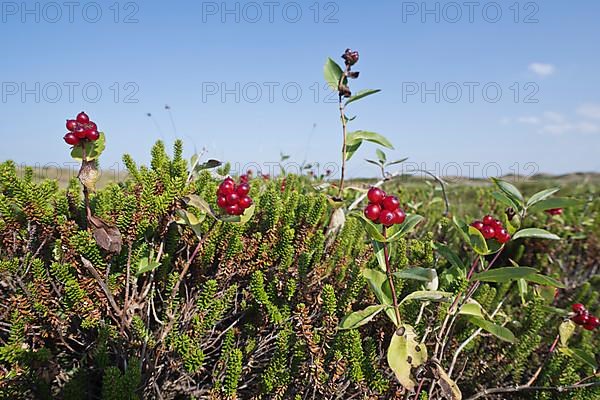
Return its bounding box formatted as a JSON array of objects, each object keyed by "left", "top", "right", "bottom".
[{"left": 465, "top": 381, "right": 600, "bottom": 400}]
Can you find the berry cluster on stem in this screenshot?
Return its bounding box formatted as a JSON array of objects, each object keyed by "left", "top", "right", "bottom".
[
  {"left": 216, "top": 177, "right": 253, "bottom": 216},
  {"left": 471, "top": 215, "right": 511, "bottom": 244},
  {"left": 571, "top": 303, "right": 600, "bottom": 331},
  {"left": 63, "top": 112, "right": 100, "bottom": 146},
  {"left": 363, "top": 187, "right": 406, "bottom": 226}
]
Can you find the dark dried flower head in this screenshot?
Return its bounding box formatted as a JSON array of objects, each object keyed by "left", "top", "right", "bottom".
[{"left": 342, "top": 48, "right": 359, "bottom": 66}]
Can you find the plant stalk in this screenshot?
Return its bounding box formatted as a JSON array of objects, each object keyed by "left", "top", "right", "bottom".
[
  {"left": 337, "top": 66, "right": 350, "bottom": 198},
  {"left": 382, "top": 226, "right": 402, "bottom": 326}
]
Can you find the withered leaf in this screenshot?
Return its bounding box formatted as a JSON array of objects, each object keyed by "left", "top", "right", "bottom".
[
  {"left": 427, "top": 360, "right": 462, "bottom": 400},
  {"left": 78, "top": 160, "right": 99, "bottom": 192},
  {"left": 88, "top": 215, "right": 123, "bottom": 253}
]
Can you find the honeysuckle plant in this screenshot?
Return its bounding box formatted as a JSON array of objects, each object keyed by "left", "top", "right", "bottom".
[
  {"left": 324, "top": 49, "right": 394, "bottom": 198},
  {"left": 338, "top": 176, "right": 585, "bottom": 398}
]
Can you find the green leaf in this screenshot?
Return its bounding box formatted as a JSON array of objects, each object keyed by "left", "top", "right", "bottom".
[
  {"left": 386, "top": 157, "right": 409, "bottom": 166},
  {"left": 136, "top": 256, "right": 161, "bottom": 276},
  {"left": 559, "top": 347, "right": 598, "bottom": 370},
  {"left": 345, "top": 139, "right": 363, "bottom": 161},
  {"left": 434, "top": 243, "right": 466, "bottom": 270},
  {"left": 526, "top": 187, "right": 560, "bottom": 207},
  {"left": 345, "top": 89, "right": 381, "bottom": 106},
  {"left": 468, "top": 226, "right": 489, "bottom": 255},
  {"left": 400, "top": 290, "right": 453, "bottom": 305},
  {"left": 529, "top": 198, "right": 581, "bottom": 213},
  {"left": 70, "top": 132, "right": 106, "bottom": 161},
  {"left": 559, "top": 320, "right": 576, "bottom": 347},
  {"left": 373, "top": 240, "right": 387, "bottom": 272},
  {"left": 347, "top": 131, "right": 394, "bottom": 150},
  {"left": 491, "top": 178, "right": 523, "bottom": 207},
  {"left": 393, "top": 267, "right": 437, "bottom": 282},
  {"left": 324, "top": 57, "right": 343, "bottom": 91},
  {"left": 473, "top": 267, "right": 537, "bottom": 283},
  {"left": 357, "top": 215, "right": 386, "bottom": 242},
  {"left": 459, "top": 302, "right": 484, "bottom": 318},
  {"left": 526, "top": 273, "right": 565, "bottom": 288},
  {"left": 339, "top": 305, "right": 385, "bottom": 330},
  {"left": 362, "top": 268, "right": 397, "bottom": 326},
  {"left": 220, "top": 204, "right": 256, "bottom": 224},
  {"left": 453, "top": 217, "right": 472, "bottom": 244},
  {"left": 513, "top": 228, "right": 560, "bottom": 241},
  {"left": 386, "top": 214, "right": 424, "bottom": 242},
  {"left": 376, "top": 148, "right": 387, "bottom": 163},
  {"left": 176, "top": 209, "right": 205, "bottom": 238},
  {"left": 491, "top": 191, "right": 520, "bottom": 211},
  {"left": 184, "top": 195, "right": 215, "bottom": 217},
  {"left": 387, "top": 325, "right": 428, "bottom": 391},
  {"left": 467, "top": 316, "right": 515, "bottom": 343},
  {"left": 365, "top": 159, "right": 384, "bottom": 168},
  {"left": 517, "top": 278, "right": 528, "bottom": 304},
  {"left": 196, "top": 159, "right": 222, "bottom": 170}
]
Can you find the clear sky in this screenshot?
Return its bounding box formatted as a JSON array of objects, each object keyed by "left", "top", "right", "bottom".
[{"left": 1, "top": 0, "right": 599, "bottom": 179}]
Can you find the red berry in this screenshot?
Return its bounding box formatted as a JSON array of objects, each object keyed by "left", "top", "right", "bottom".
[
  {"left": 364, "top": 203, "right": 381, "bottom": 222},
  {"left": 63, "top": 132, "right": 80, "bottom": 145},
  {"left": 546, "top": 208, "right": 563, "bottom": 216},
  {"left": 471, "top": 220, "right": 484, "bottom": 231},
  {"left": 392, "top": 208, "right": 406, "bottom": 225},
  {"left": 482, "top": 215, "right": 494, "bottom": 225},
  {"left": 495, "top": 228, "right": 511, "bottom": 244},
  {"left": 490, "top": 219, "right": 503, "bottom": 231},
  {"left": 240, "top": 175, "right": 249, "bottom": 183},
  {"left": 85, "top": 130, "right": 99, "bottom": 141},
  {"left": 583, "top": 322, "right": 596, "bottom": 331},
  {"left": 481, "top": 225, "right": 496, "bottom": 239},
  {"left": 236, "top": 183, "right": 250, "bottom": 196},
  {"left": 218, "top": 181, "right": 235, "bottom": 195},
  {"left": 379, "top": 209, "right": 395, "bottom": 226},
  {"left": 76, "top": 112, "right": 89, "bottom": 124},
  {"left": 226, "top": 193, "right": 239, "bottom": 205},
  {"left": 572, "top": 312, "right": 590, "bottom": 325},
  {"left": 572, "top": 303, "right": 586, "bottom": 314},
  {"left": 217, "top": 196, "right": 228, "bottom": 208},
  {"left": 382, "top": 196, "right": 400, "bottom": 211},
  {"left": 238, "top": 196, "right": 252, "bottom": 209},
  {"left": 226, "top": 204, "right": 241, "bottom": 215},
  {"left": 367, "top": 187, "right": 385, "bottom": 204},
  {"left": 66, "top": 119, "right": 79, "bottom": 131},
  {"left": 586, "top": 316, "right": 600, "bottom": 329},
  {"left": 74, "top": 125, "right": 86, "bottom": 139}
]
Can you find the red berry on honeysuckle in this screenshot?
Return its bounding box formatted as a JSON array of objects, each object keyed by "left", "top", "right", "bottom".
[
  {"left": 236, "top": 183, "right": 250, "bottom": 196},
  {"left": 226, "top": 204, "right": 241, "bottom": 216},
  {"left": 481, "top": 225, "right": 496, "bottom": 240},
  {"left": 226, "top": 193, "right": 240, "bottom": 206},
  {"left": 64, "top": 132, "right": 80, "bottom": 145},
  {"left": 367, "top": 187, "right": 385, "bottom": 204},
  {"left": 392, "top": 208, "right": 406, "bottom": 225},
  {"left": 572, "top": 303, "right": 586, "bottom": 313},
  {"left": 85, "top": 130, "right": 100, "bottom": 141},
  {"left": 572, "top": 312, "right": 590, "bottom": 326},
  {"left": 66, "top": 119, "right": 79, "bottom": 131},
  {"left": 379, "top": 209, "right": 395, "bottom": 226},
  {"left": 482, "top": 215, "right": 494, "bottom": 225},
  {"left": 546, "top": 208, "right": 563, "bottom": 216},
  {"left": 219, "top": 181, "right": 235, "bottom": 196},
  {"left": 364, "top": 203, "right": 381, "bottom": 222},
  {"left": 471, "top": 220, "right": 484, "bottom": 231},
  {"left": 587, "top": 316, "right": 600, "bottom": 329},
  {"left": 495, "top": 228, "right": 511, "bottom": 244},
  {"left": 217, "top": 195, "right": 228, "bottom": 208},
  {"left": 239, "top": 196, "right": 252, "bottom": 209},
  {"left": 76, "top": 111, "right": 89, "bottom": 124},
  {"left": 382, "top": 195, "right": 400, "bottom": 211}
]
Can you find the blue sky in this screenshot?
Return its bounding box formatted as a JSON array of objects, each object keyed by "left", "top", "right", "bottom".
[{"left": 1, "top": 0, "right": 599, "bottom": 178}]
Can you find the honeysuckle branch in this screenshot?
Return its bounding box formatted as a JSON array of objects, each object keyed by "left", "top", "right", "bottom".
[
  {"left": 337, "top": 64, "right": 351, "bottom": 198},
  {"left": 448, "top": 299, "right": 506, "bottom": 378},
  {"left": 465, "top": 380, "right": 600, "bottom": 400},
  {"left": 382, "top": 226, "right": 402, "bottom": 326}
]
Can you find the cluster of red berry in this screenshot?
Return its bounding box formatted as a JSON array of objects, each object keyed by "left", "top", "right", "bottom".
[
  {"left": 63, "top": 112, "right": 100, "bottom": 145},
  {"left": 216, "top": 177, "right": 253, "bottom": 216},
  {"left": 545, "top": 208, "right": 563, "bottom": 216},
  {"left": 363, "top": 187, "right": 406, "bottom": 226},
  {"left": 571, "top": 303, "right": 600, "bottom": 331},
  {"left": 470, "top": 215, "right": 511, "bottom": 244},
  {"left": 342, "top": 48, "right": 359, "bottom": 66}
]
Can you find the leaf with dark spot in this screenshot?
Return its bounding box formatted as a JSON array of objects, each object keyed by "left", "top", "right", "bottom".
[{"left": 88, "top": 215, "right": 123, "bottom": 253}]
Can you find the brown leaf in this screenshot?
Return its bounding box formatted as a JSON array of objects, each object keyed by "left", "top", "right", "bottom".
[
  {"left": 78, "top": 160, "right": 99, "bottom": 192},
  {"left": 88, "top": 215, "right": 123, "bottom": 253}
]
